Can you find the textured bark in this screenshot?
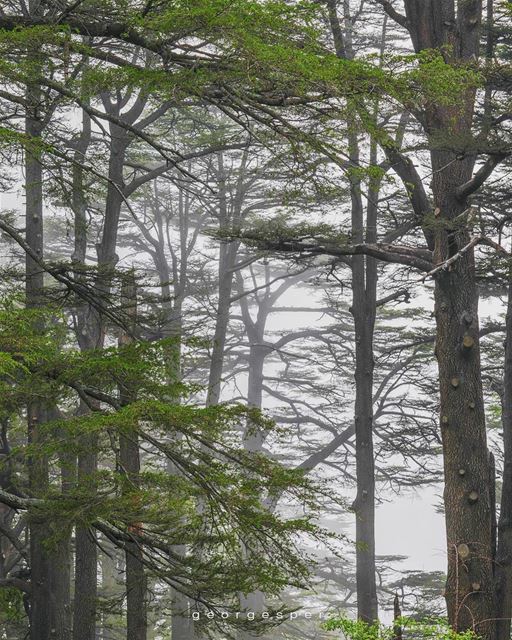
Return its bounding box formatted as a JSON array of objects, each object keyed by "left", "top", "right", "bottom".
[
  {"left": 434, "top": 216, "right": 495, "bottom": 636},
  {"left": 495, "top": 278, "right": 512, "bottom": 640},
  {"left": 422, "top": 3, "right": 496, "bottom": 629},
  {"left": 376, "top": 2, "right": 496, "bottom": 636}
]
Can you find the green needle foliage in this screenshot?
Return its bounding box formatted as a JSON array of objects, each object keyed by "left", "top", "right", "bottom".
[
  {"left": 0, "top": 298, "right": 339, "bottom": 635},
  {"left": 323, "top": 617, "right": 479, "bottom": 640}
]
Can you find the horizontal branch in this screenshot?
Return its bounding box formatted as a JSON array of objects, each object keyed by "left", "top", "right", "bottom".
[
  {"left": 237, "top": 233, "right": 433, "bottom": 272},
  {"left": 0, "top": 578, "right": 31, "bottom": 593}
]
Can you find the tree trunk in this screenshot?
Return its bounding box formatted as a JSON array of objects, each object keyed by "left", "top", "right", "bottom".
[
  {"left": 349, "top": 143, "right": 378, "bottom": 625},
  {"left": 239, "top": 345, "right": 266, "bottom": 640},
  {"left": 326, "top": 3, "right": 379, "bottom": 621},
  {"left": 26, "top": 100, "right": 72, "bottom": 640},
  {"left": 73, "top": 125, "right": 129, "bottom": 640},
  {"left": 119, "top": 274, "right": 147, "bottom": 640},
  {"left": 73, "top": 450, "right": 99, "bottom": 640},
  {"left": 495, "top": 277, "right": 512, "bottom": 640},
  {"left": 207, "top": 152, "right": 240, "bottom": 408},
  {"left": 432, "top": 150, "right": 495, "bottom": 638},
  {"left": 206, "top": 240, "right": 239, "bottom": 406},
  {"left": 378, "top": 3, "right": 496, "bottom": 635},
  {"left": 71, "top": 118, "right": 100, "bottom": 640},
  {"left": 24, "top": 48, "right": 59, "bottom": 636}
]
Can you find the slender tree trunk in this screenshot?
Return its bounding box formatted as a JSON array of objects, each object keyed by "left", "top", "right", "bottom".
[
  {"left": 26, "top": 94, "right": 72, "bottom": 640},
  {"left": 349, "top": 134, "right": 378, "bottom": 624},
  {"left": 24, "top": 46, "right": 59, "bottom": 636},
  {"left": 206, "top": 153, "right": 240, "bottom": 407},
  {"left": 495, "top": 276, "right": 512, "bottom": 640},
  {"left": 238, "top": 345, "right": 266, "bottom": 640},
  {"left": 51, "top": 406, "right": 74, "bottom": 639},
  {"left": 206, "top": 241, "right": 239, "bottom": 406},
  {"left": 25, "top": 132, "right": 51, "bottom": 640},
  {"left": 243, "top": 346, "right": 266, "bottom": 453},
  {"left": 119, "top": 274, "right": 147, "bottom": 640},
  {"left": 326, "top": 3, "right": 379, "bottom": 620},
  {"left": 73, "top": 127, "right": 129, "bottom": 640},
  {"left": 71, "top": 113, "right": 100, "bottom": 640},
  {"left": 99, "top": 532, "right": 123, "bottom": 638},
  {"left": 73, "top": 445, "right": 98, "bottom": 640}
]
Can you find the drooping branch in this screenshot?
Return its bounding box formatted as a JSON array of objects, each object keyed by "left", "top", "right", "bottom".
[{"left": 0, "top": 218, "right": 131, "bottom": 330}]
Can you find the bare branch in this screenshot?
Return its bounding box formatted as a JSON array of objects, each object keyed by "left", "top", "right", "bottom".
[
  {"left": 373, "top": 0, "right": 409, "bottom": 29},
  {"left": 456, "top": 153, "right": 509, "bottom": 201}
]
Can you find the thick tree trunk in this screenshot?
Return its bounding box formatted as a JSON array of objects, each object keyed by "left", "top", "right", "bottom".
[
  {"left": 495, "top": 278, "right": 512, "bottom": 640},
  {"left": 376, "top": 2, "right": 496, "bottom": 635},
  {"left": 431, "top": 151, "right": 495, "bottom": 639}
]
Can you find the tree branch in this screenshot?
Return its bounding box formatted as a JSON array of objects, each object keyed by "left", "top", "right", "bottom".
[
  {"left": 373, "top": 0, "right": 409, "bottom": 29},
  {"left": 236, "top": 233, "right": 433, "bottom": 272},
  {"left": 456, "top": 153, "right": 510, "bottom": 201}
]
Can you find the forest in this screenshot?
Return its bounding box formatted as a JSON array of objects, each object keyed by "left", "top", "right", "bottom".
[{"left": 0, "top": 1, "right": 511, "bottom": 639}]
